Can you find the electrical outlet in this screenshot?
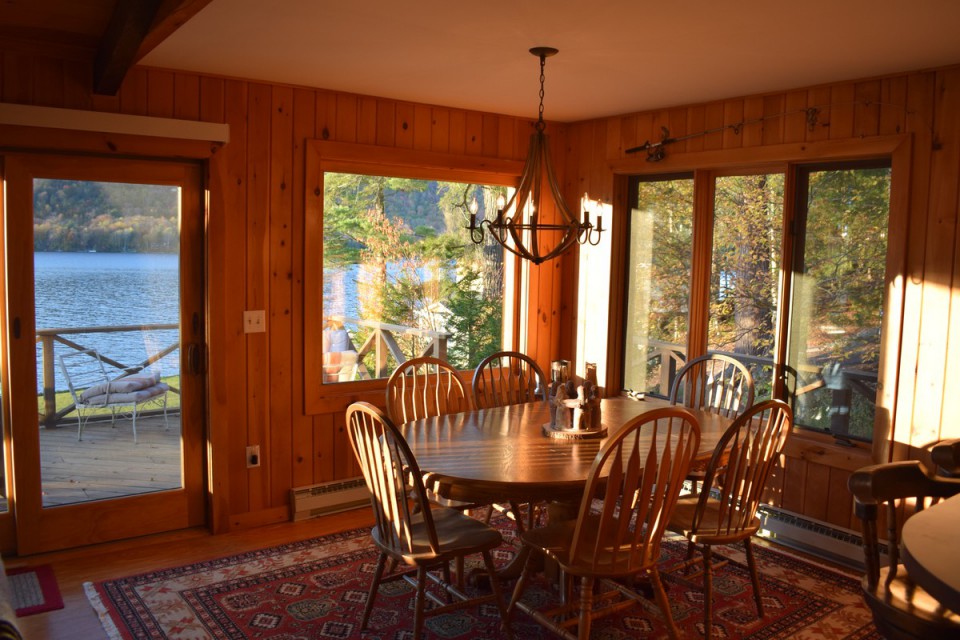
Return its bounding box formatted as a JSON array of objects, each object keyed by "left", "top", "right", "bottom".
[
  {"left": 244, "top": 310, "right": 266, "bottom": 333},
  {"left": 246, "top": 445, "right": 261, "bottom": 468}
]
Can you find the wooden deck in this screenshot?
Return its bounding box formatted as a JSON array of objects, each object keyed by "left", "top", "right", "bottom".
[{"left": 37, "top": 412, "right": 182, "bottom": 507}]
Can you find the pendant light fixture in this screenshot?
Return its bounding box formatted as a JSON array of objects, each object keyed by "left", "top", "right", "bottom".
[{"left": 467, "top": 47, "right": 603, "bottom": 265}]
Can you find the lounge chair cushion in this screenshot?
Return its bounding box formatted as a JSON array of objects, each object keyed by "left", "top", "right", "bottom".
[
  {"left": 80, "top": 372, "right": 162, "bottom": 401},
  {"left": 81, "top": 383, "right": 169, "bottom": 406}
]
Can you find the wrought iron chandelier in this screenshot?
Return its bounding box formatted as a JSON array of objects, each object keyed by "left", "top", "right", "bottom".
[{"left": 467, "top": 47, "right": 603, "bottom": 265}]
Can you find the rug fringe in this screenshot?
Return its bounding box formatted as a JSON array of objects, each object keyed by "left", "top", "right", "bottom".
[{"left": 83, "top": 582, "right": 122, "bottom": 640}]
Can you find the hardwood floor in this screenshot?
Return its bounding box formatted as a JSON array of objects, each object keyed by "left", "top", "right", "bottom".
[{"left": 5, "top": 507, "right": 375, "bottom": 639}]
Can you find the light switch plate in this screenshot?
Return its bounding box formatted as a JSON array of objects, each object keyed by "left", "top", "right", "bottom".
[{"left": 244, "top": 310, "right": 265, "bottom": 333}]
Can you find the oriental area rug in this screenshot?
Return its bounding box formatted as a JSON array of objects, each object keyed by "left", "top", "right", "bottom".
[{"left": 85, "top": 523, "right": 880, "bottom": 639}]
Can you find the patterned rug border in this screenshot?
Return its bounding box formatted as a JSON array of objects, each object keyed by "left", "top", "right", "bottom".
[
  {"left": 84, "top": 525, "right": 877, "bottom": 640},
  {"left": 83, "top": 528, "right": 372, "bottom": 640}
]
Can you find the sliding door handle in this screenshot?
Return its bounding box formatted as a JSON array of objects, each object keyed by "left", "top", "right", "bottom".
[{"left": 186, "top": 343, "right": 206, "bottom": 375}]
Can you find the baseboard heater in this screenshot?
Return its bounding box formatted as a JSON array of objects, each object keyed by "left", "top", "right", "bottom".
[
  {"left": 290, "top": 477, "right": 369, "bottom": 521},
  {"left": 757, "top": 506, "right": 871, "bottom": 570}
]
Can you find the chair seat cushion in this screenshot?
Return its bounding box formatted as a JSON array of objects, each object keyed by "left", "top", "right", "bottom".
[
  {"left": 864, "top": 566, "right": 960, "bottom": 635},
  {"left": 80, "top": 383, "right": 168, "bottom": 406},
  {"left": 668, "top": 495, "right": 760, "bottom": 543},
  {"left": 371, "top": 506, "right": 502, "bottom": 565}
]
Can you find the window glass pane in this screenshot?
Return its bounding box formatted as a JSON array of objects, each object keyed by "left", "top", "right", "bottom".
[
  {"left": 709, "top": 174, "right": 784, "bottom": 400},
  {"left": 623, "top": 177, "right": 693, "bottom": 396},
  {"left": 34, "top": 179, "right": 182, "bottom": 506},
  {"left": 322, "top": 173, "right": 505, "bottom": 381},
  {"left": 787, "top": 165, "right": 890, "bottom": 440}
]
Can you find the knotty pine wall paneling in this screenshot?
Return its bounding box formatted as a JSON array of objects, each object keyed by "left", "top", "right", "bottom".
[
  {"left": 563, "top": 65, "right": 960, "bottom": 533},
  {"left": 0, "top": 51, "right": 554, "bottom": 532},
  {"left": 6, "top": 45, "right": 960, "bottom": 537}
]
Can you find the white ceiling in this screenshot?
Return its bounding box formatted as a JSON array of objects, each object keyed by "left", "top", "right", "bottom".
[{"left": 141, "top": 0, "right": 960, "bottom": 123}]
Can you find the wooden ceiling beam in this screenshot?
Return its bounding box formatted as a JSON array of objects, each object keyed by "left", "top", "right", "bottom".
[
  {"left": 135, "top": 0, "right": 216, "bottom": 63},
  {"left": 93, "top": 0, "right": 165, "bottom": 96}
]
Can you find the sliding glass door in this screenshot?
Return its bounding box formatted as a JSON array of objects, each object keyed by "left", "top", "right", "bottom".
[{"left": 3, "top": 154, "right": 206, "bottom": 554}]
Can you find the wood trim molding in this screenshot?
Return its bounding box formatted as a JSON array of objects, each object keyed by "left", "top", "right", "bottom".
[
  {"left": 0, "top": 103, "right": 229, "bottom": 143},
  {"left": 609, "top": 135, "right": 910, "bottom": 175}
]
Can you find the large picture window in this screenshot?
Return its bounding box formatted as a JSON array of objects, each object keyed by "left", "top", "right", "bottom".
[
  {"left": 322, "top": 173, "right": 507, "bottom": 382},
  {"left": 786, "top": 162, "right": 891, "bottom": 441},
  {"left": 304, "top": 141, "right": 523, "bottom": 410},
  {"left": 709, "top": 172, "right": 785, "bottom": 401},
  {"left": 622, "top": 175, "right": 694, "bottom": 396},
  {"left": 622, "top": 159, "right": 894, "bottom": 443}
]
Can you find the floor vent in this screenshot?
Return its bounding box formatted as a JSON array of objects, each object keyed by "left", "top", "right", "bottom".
[
  {"left": 757, "top": 506, "right": 872, "bottom": 570},
  {"left": 290, "top": 477, "right": 369, "bottom": 521}
]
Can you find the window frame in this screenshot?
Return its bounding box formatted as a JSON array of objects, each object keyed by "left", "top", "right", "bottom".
[
  {"left": 303, "top": 140, "right": 524, "bottom": 413},
  {"left": 608, "top": 135, "right": 911, "bottom": 463}
]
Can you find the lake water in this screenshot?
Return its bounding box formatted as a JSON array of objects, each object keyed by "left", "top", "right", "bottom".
[{"left": 34, "top": 252, "right": 180, "bottom": 392}]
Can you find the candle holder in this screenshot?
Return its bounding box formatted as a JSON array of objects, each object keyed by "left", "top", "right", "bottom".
[{"left": 542, "top": 363, "right": 605, "bottom": 440}]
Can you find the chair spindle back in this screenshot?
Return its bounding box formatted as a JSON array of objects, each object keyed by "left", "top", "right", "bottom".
[
  {"left": 670, "top": 354, "right": 754, "bottom": 419},
  {"left": 385, "top": 356, "right": 470, "bottom": 424},
  {"left": 472, "top": 351, "right": 547, "bottom": 409},
  {"left": 570, "top": 407, "right": 701, "bottom": 574},
  {"left": 690, "top": 399, "right": 793, "bottom": 538}
]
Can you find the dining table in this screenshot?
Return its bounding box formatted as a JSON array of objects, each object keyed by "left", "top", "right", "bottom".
[
  {"left": 399, "top": 394, "right": 735, "bottom": 579},
  {"left": 900, "top": 493, "right": 960, "bottom": 614},
  {"left": 399, "top": 394, "right": 734, "bottom": 518}
]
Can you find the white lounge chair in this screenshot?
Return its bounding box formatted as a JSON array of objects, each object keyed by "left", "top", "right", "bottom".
[{"left": 59, "top": 349, "right": 169, "bottom": 444}]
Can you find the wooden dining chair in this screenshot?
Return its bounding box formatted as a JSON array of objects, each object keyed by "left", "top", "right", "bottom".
[
  {"left": 509, "top": 406, "right": 702, "bottom": 640},
  {"left": 471, "top": 350, "right": 548, "bottom": 530},
  {"left": 665, "top": 399, "right": 793, "bottom": 640},
  {"left": 385, "top": 356, "right": 483, "bottom": 584},
  {"left": 345, "top": 402, "right": 513, "bottom": 640},
  {"left": 849, "top": 459, "right": 960, "bottom": 639},
  {"left": 385, "top": 356, "right": 471, "bottom": 424},
  {"left": 670, "top": 353, "right": 755, "bottom": 493},
  {"left": 471, "top": 351, "right": 547, "bottom": 409}
]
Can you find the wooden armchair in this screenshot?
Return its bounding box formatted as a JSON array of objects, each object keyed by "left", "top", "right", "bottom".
[
  {"left": 849, "top": 459, "right": 960, "bottom": 639},
  {"left": 931, "top": 439, "right": 960, "bottom": 477}
]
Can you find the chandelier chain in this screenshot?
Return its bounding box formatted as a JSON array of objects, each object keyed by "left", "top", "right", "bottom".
[
  {"left": 464, "top": 46, "right": 603, "bottom": 264},
  {"left": 537, "top": 53, "right": 546, "bottom": 131}
]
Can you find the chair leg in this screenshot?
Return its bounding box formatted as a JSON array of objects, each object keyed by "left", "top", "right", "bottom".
[
  {"left": 414, "top": 565, "right": 428, "bottom": 640},
  {"left": 650, "top": 568, "right": 681, "bottom": 640},
  {"left": 361, "top": 552, "right": 388, "bottom": 630},
  {"left": 509, "top": 501, "right": 526, "bottom": 534},
  {"left": 507, "top": 549, "right": 535, "bottom": 615},
  {"left": 132, "top": 404, "right": 139, "bottom": 444},
  {"left": 578, "top": 576, "right": 594, "bottom": 640},
  {"left": 744, "top": 537, "right": 764, "bottom": 617},
  {"left": 162, "top": 394, "right": 169, "bottom": 430},
  {"left": 481, "top": 550, "right": 513, "bottom": 640},
  {"left": 702, "top": 544, "right": 714, "bottom": 640},
  {"left": 454, "top": 557, "right": 465, "bottom": 590}
]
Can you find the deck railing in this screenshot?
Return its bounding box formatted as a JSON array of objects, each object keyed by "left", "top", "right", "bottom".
[
  {"left": 326, "top": 315, "right": 450, "bottom": 380},
  {"left": 641, "top": 340, "right": 877, "bottom": 438},
  {"left": 36, "top": 324, "right": 179, "bottom": 428}
]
